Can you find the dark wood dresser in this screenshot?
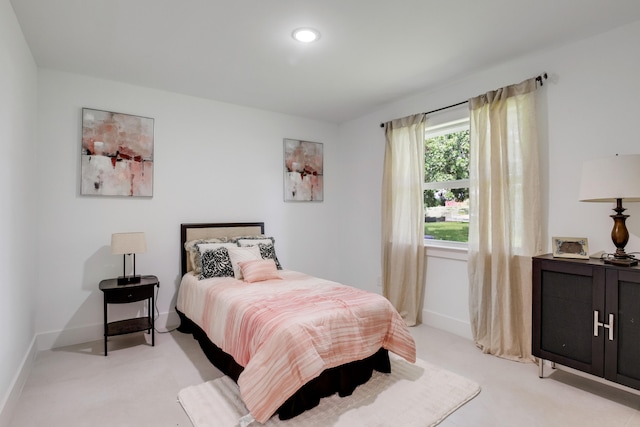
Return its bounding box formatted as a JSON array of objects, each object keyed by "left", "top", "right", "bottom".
[{"left": 532, "top": 254, "right": 640, "bottom": 391}]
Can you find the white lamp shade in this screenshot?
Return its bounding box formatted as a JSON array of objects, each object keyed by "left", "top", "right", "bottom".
[
  {"left": 579, "top": 154, "right": 640, "bottom": 202},
  {"left": 111, "top": 232, "right": 147, "bottom": 255}
]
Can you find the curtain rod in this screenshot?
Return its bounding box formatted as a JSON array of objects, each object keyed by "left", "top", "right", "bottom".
[
  {"left": 379, "top": 100, "right": 467, "bottom": 128},
  {"left": 379, "top": 72, "right": 548, "bottom": 128}
]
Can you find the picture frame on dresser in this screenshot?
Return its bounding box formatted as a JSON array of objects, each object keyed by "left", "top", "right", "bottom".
[{"left": 552, "top": 236, "right": 589, "bottom": 259}]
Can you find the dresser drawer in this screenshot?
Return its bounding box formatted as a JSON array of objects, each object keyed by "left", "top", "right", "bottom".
[{"left": 104, "top": 285, "right": 154, "bottom": 303}]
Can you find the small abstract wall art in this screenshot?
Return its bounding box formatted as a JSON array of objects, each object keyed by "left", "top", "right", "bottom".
[
  {"left": 81, "top": 108, "right": 154, "bottom": 197},
  {"left": 283, "top": 138, "right": 323, "bottom": 202}
]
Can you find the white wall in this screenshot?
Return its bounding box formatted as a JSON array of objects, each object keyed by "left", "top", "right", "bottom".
[
  {"left": 0, "top": 0, "right": 38, "bottom": 424},
  {"left": 4, "top": 7, "right": 640, "bottom": 422},
  {"left": 34, "top": 70, "right": 340, "bottom": 348},
  {"left": 337, "top": 19, "right": 640, "bottom": 338}
]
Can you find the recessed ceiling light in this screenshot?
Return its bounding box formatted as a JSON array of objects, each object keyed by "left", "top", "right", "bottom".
[{"left": 292, "top": 28, "right": 320, "bottom": 43}]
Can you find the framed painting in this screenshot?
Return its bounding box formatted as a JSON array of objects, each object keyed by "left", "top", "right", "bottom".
[
  {"left": 81, "top": 108, "right": 154, "bottom": 197},
  {"left": 552, "top": 237, "right": 589, "bottom": 259},
  {"left": 283, "top": 138, "right": 323, "bottom": 202}
]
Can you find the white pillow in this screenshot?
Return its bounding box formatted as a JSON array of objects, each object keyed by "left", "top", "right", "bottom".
[
  {"left": 227, "top": 245, "right": 262, "bottom": 279},
  {"left": 197, "top": 242, "right": 237, "bottom": 252}
]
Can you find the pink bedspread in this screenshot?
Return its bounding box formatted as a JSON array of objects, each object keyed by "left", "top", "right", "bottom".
[{"left": 177, "top": 270, "right": 416, "bottom": 423}]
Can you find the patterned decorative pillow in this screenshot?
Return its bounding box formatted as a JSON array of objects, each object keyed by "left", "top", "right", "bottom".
[
  {"left": 258, "top": 243, "right": 282, "bottom": 270},
  {"left": 194, "top": 242, "right": 237, "bottom": 274},
  {"left": 199, "top": 247, "right": 234, "bottom": 279},
  {"left": 184, "top": 238, "right": 229, "bottom": 273}
]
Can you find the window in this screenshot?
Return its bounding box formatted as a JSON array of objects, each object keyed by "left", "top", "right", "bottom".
[{"left": 424, "top": 117, "right": 470, "bottom": 243}]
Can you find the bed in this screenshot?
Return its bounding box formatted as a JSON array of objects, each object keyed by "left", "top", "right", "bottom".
[{"left": 176, "top": 222, "right": 416, "bottom": 424}]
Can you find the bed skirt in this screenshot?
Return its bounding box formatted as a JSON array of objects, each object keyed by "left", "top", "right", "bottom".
[{"left": 176, "top": 309, "right": 391, "bottom": 420}]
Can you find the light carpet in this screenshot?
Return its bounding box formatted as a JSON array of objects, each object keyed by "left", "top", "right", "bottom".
[{"left": 177, "top": 356, "right": 480, "bottom": 427}]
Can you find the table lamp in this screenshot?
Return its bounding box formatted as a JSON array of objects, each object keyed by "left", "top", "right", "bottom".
[
  {"left": 579, "top": 154, "right": 640, "bottom": 266},
  {"left": 111, "top": 232, "right": 147, "bottom": 284}
]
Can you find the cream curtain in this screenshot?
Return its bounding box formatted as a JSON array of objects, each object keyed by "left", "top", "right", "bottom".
[
  {"left": 382, "top": 114, "right": 426, "bottom": 326},
  {"left": 467, "top": 78, "right": 542, "bottom": 361}
]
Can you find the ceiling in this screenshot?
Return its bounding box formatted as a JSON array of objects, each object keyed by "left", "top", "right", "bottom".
[{"left": 10, "top": 0, "right": 640, "bottom": 123}]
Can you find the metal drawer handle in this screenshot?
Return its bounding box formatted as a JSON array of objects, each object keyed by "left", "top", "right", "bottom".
[{"left": 593, "top": 311, "right": 614, "bottom": 341}]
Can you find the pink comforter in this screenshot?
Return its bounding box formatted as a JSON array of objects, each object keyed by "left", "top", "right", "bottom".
[{"left": 177, "top": 270, "right": 416, "bottom": 423}]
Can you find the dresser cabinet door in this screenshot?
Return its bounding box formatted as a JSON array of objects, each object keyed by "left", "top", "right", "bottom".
[
  {"left": 532, "top": 258, "right": 605, "bottom": 377},
  {"left": 605, "top": 269, "right": 640, "bottom": 389}
]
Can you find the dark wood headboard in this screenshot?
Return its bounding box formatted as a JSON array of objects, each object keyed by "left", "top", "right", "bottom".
[{"left": 180, "top": 222, "right": 265, "bottom": 276}]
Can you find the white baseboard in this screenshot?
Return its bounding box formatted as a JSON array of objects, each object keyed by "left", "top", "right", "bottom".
[
  {"left": 0, "top": 336, "right": 37, "bottom": 427},
  {"left": 422, "top": 309, "right": 472, "bottom": 340},
  {"left": 156, "top": 310, "right": 181, "bottom": 333},
  {"left": 36, "top": 323, "right": 103, "bottom": 351},
  {"left": 36, "top": 310, "right": 181, "bottom": 351}
]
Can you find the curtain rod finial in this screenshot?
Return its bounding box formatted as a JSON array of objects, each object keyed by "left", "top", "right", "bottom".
[{"left": 536, "top": 72, "right": 548, "bottom": 86}]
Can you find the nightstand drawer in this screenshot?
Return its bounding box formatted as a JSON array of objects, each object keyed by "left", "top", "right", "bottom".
[{"left": 104, "top": 285, "right": 154, "bottom": 303}]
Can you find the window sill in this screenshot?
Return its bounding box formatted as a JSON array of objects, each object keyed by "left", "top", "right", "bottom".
[{"left": 424, "top": 239, "right": 468, "bottom": 261}]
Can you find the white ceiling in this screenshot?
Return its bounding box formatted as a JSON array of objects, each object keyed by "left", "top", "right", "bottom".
[{"left": 10, "top": 0, "right": 640, "bottom": 123}]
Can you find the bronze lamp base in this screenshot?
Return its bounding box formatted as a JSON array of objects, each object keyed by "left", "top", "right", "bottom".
[{"left": 605, "top": 198, "right": 638, "bottom": 267}]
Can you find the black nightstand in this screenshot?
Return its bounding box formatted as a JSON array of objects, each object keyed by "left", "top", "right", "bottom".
[{"left": 99, "top": 275, "right": 159, "bottom": 356}]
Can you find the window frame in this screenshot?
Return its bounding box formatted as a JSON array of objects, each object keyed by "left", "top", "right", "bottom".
[{"left": 423, "top": 113, "right": 470, "bottom": 249}]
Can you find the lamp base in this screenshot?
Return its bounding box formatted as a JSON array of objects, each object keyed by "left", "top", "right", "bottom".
[
  {"left": 604, "top": 257, "right": 638, "bottom": 267},
  {"left": 117, "top": 275, "right": 142, "bottom": 285}
]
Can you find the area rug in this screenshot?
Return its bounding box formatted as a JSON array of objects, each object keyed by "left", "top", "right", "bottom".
[{"left": 177, "top": 355, "right": 480, "bottom": 427}]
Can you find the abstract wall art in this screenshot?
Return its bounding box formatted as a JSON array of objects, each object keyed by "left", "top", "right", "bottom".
[
  {"left": 283, "top": 138, "right": 323, "bottom": 202},
  {"left": 81, "top": 108, "right": 154, "bottom": 197}
]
